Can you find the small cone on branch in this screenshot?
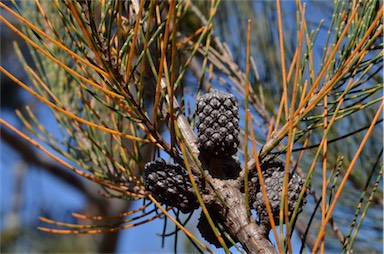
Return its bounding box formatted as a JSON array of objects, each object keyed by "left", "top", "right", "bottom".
[
  {"left": 197, "top": 209, "right": 236, "bottom": 248},
  {"left": 196, "top": 89, "right": 240, "bottom": 158},
  {"left": 144, "top": 158, "right": 200, "bottom": 213},
  {"left": 248, "top": 160, "right": 308, "bottom": 226}
]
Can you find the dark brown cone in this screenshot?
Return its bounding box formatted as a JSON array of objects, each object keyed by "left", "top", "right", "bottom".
[
  {"left": 196, "top": 89, "right": 240, "bottom": 158},
  {"left": 197, "top": 209, "right": 236, "bottom": 248},
  {"left": 248, "top": 160, "right": 308, "bottom": 226},
  {"left": 144, "top": 158, "right": 200, "bottom": 213}
]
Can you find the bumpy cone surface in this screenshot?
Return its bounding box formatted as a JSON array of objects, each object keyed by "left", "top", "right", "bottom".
[
  {"left": 144, "top": 158, "right": 200, "bottom": 213},
  {"left": 249, "top": 160, "right": 307, "bottom": 226},
  {"left": 196, "top": 89, "right": 240, "bottom": 157},
  {"left": 197, "top": 210, "right": 235, "bottom": 248}
]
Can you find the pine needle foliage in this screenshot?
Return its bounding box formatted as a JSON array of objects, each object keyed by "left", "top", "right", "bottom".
[{"left": 1, "top": 0, "right": 382, "bottom": 253}]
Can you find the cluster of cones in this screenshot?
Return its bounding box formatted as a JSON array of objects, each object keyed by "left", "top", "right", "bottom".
[{"left": 143, "top": 90, "right": 307, "bottom": 247}]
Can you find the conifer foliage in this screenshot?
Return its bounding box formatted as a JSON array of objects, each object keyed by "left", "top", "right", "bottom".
[{"left": 0, "top": 0, "right": 382, "bottom": 253}]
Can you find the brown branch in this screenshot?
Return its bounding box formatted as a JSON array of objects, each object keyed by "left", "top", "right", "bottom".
[
  {"left": 205, "top": 177, "right": 277, "bottom": 254},
  {"left": 160, "top": 79, "right": 277, "bottom": 253}
]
